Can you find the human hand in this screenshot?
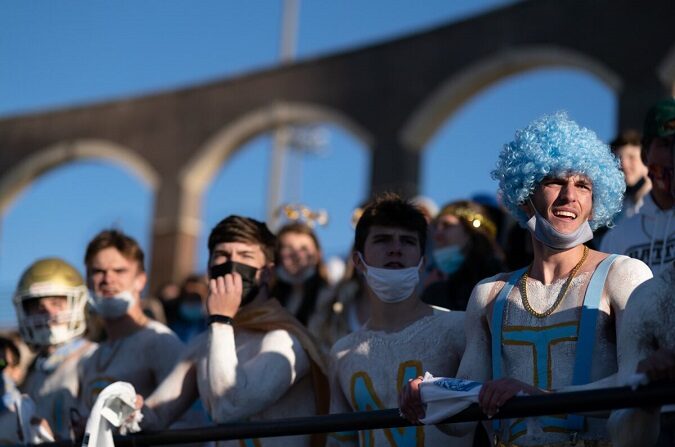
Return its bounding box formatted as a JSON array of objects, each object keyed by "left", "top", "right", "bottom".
[
  {"left": 637, "top": 348, "right": 675, "bottom": 382},
  {"left": 478, "top": 378, "right": 544, "bottom": 418},
  {"left": 398, "top": 376, "right": 425, "bottom": 423},
  {"left": 206, "top": 273, "right": 242, "bottom": 318}
]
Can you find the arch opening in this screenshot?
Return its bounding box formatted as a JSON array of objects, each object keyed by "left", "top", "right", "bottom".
[
  {"left": 0, "top": 157, "right": 154, "bottom": 327},
  {"left": 195, "top": 122, "right": 371, "bottom": 273},
  {"left": 402, "top": 46, "right": 622, "bottom": 151},
  {"left": 420, "top": 67, "right": 616, "bottom": 215}
]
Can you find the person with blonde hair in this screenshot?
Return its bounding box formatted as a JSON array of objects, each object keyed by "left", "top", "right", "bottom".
[{"left": 423, "top": 200, "right": 504, "bottom": 311}]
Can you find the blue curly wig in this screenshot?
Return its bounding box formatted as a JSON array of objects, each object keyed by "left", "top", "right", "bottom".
[{"left": 491, "top": 112, "right": 624, "bottom": 230}]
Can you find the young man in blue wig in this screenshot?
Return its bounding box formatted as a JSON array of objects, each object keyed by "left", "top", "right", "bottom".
[{"left": 400, "top": 112, "right": 653, "bottom": 446}]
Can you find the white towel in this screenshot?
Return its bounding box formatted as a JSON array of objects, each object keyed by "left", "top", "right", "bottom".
[
  {"left": 81, "top": 381, "right": 142, "bottom": 447},
  {"left": 418, "top": 372, "right": 483, "bottom": 424}
]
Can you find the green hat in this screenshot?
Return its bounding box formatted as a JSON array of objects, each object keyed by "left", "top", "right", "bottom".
[{"left": 643, "top": 97, "right": 675, "bottom": 139}]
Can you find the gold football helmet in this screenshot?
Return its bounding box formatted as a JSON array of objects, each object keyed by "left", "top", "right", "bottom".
[{"left": 13, "top": 258, "right": 88, "bottom": 347}]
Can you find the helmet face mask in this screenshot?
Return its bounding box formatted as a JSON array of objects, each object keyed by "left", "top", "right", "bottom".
[{"left": 13, "top": 259, "right": 88, "bottom": 348}]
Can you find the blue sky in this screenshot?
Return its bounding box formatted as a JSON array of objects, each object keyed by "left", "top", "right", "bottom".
[{"left": 0, "top": 0, "right": 615, "bottom": 326}]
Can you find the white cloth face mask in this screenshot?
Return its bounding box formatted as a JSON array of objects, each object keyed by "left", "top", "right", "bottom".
[
  {"left": 526, "top": 200, "right": 593, "bottom": 250},
  {"left": 357, "top": 253, "right": 422, "bottom": 303},
  {"left": 89, "top": 290, "right": 135, "bottom": 319}
]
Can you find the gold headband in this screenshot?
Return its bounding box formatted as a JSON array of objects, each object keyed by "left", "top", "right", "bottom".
[
  {"left": 277, "top": 203, "right": 328, "bottom": 228},
  {"left": 440, "top": 207, "right": 497, "bottom": 239}
]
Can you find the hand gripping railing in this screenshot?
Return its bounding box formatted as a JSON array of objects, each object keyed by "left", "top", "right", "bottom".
[{"left": 34, "top": 381, "right": 675, "bottom": 446}]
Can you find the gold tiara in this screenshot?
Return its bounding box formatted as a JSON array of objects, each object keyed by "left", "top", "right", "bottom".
[
  {"left": 351, "top": 207, "right": 364, "bottom": 229},
  {"left": 277, "top": 204, "right": 328, "bottom": 228},
  {"left": 442, "top": 207, "right": 497, "bottom": 239}
]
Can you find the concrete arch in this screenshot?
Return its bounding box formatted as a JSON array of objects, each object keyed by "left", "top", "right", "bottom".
[
  {"left": 180, "top": 101, "right": 374, "bottom": 196},
  {"left": 0, "top": 139, "right": 160, "bottom": 215},
  {"left": 658, "top": 43, "right": 675, "bottom": 96},
  {"left": 400, "top": 45, "right": 622, "bottom": 151}
]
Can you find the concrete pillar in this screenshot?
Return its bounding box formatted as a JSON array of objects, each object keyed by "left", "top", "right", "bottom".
[
  {"left": 617, "top": 77, "right": 670, "bottom": 132},
  {"left": 148, "top": 178, "right": 202, "bottom": 293},
  {"left": 369, "top": 138, "right": 420, "bottom": 198}
]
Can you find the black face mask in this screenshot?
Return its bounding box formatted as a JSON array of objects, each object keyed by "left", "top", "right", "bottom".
[{"left": 209, "top": 261, "right": 260, "bottom": 307}]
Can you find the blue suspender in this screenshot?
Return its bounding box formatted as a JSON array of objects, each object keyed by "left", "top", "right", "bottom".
[
  {"left": 491, "top": 267, "right": 526, "bottom": 433},
  {"left": 491, "top": 267, "right": 526, "bottom": 381},
  {"left": 490, "top": 255, "right": 618, "bottom": 434},
  {"left": 566, "top": 253, "right": 618, "bottom": 430}
]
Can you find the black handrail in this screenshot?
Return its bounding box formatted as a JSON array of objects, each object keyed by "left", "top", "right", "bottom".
[{"left": 34, "top": 381, "right": 675, "bottom": 446}]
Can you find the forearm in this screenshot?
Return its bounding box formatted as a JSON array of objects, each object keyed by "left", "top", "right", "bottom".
[
  {"left": 144, "top": 361, "right": 199, "bottom": 430},
  {"left": 205, "top": 323, "right": 241, "bottom": 421},
  {"left": 206, "top": 326, "right": 308, "bottom": 422}
]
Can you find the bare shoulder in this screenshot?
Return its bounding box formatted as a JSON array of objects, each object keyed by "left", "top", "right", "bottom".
[
  {"left": 606, "top": 254, "right": 652, "bottom": 280},
  {"left": 625, "top": 265, "right": 675, "bottom": 323},
  {"left": 467, "top": 271, "right": 513, "bottom": 315},
  {"left": 602, "top": 254, "right": 653, "bottom": 303}
]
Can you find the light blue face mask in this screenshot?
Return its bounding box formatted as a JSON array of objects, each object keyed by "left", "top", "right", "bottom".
[
  {"left": 179, "top": 303, "right": 205, "bottom": 322},
  {"left": 526, "top": 200, "right": 593, "bottom": 250},
  {"left": 432, "top": 244, "right": 465, "bottom": 275}
]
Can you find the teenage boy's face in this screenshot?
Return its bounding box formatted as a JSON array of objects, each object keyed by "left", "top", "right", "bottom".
[
  {"left": 530, "top": 174, "right": 593, "bottom": 234},
  {"left": 357, "top": 225, "right": 422, "bottom": 270},
  {"left": 87, "top": 247, "right": 146, "bottom": 299},
  {"left": 209, "top": 241, "right": 267, "bottom": 281}
]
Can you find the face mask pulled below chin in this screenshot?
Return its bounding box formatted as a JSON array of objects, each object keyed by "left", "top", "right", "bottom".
[
  {"left": 432, "top": 244, "right": 465, "bottom": 275},
  {"left": 89, "top": 290, "right": 135, "bottom": 319},
  {"left": 358, "top": 253, "right": 421, "bottom": 303},
  {"left": 526, "top": 201, "right": 593, "bottom": 250},
  {"left": 209, "top": 261, "right": 260, "bottom": 307}
]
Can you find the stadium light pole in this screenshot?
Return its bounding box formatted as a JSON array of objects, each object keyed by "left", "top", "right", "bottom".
[{"left": 267, "top": 0, "right": 299, "bottom": 230}]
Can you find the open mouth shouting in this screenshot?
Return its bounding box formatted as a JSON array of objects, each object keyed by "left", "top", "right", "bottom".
[{"left": 552, "top": 209, "right": 578, "bottom": 220}]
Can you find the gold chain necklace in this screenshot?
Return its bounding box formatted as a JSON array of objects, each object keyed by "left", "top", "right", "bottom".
[{"left": 519, "top": 245, "right": 589, "bottom": 319}]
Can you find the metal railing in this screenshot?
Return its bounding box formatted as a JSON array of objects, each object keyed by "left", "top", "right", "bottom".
[{"left": 35, "top": 381, "right": 675, "bottom": 446}]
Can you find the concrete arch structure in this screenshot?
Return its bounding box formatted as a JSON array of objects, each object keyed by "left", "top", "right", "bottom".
[
  {"left": 1, "top": 0, "right": 673, "bottom": 288},
  {"left": 149, "top": 102, "right": 373, "bottom": 287},
  {"left": 0, "top": 139, "right": 159, "bottom": 216},
  {"left": 401, "top": 46, "right": 622, "bottom": 150},
  {"left": 182, "top": 102, "right": 373, "bottom": 197}
]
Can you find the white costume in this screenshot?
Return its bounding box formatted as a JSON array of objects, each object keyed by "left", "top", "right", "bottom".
[
  {"left": 0, "top": 373, "right": 24, "bottom": 444},
  {"left": 600, "top": 194, "right": 674, "bottom": 275},
  {"left": 609, "top": 261, "right": 675, "bottom": 446},
  {"left": 144, "top": 299, "right": 326, "bottom": 447},
  {"left": 457, "top": 255, "right": 651, "bottom": 446},
  {"left": 22, "top": 337, "right": 95, "bottom": 440},
  {"left": 328, "top": 308, "right": 471, "bottom": 447},
  {"left": 79, "top": 320, "right": 183, "bottom": 411},
  {"left": 11, "top": 257, "right": 93, "bottom": 441}
]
